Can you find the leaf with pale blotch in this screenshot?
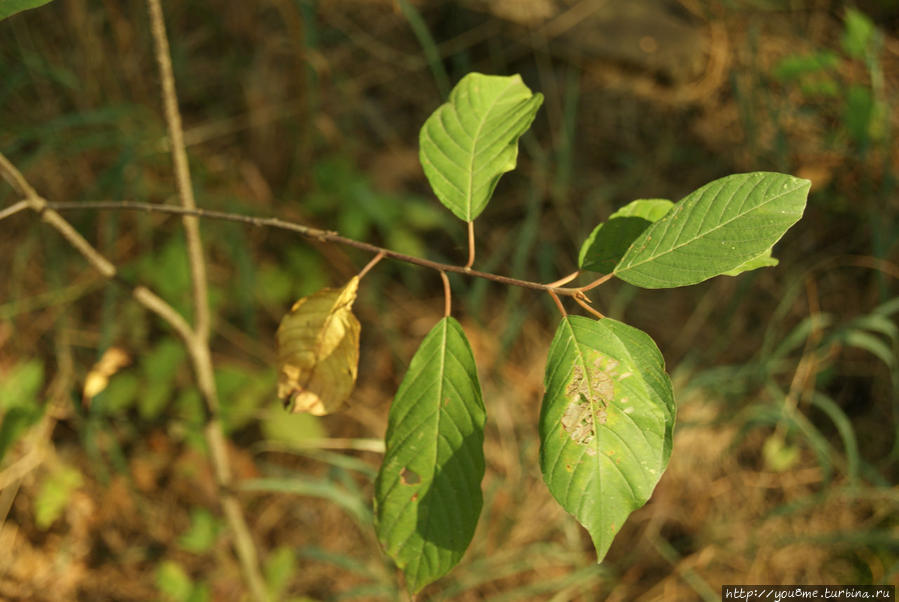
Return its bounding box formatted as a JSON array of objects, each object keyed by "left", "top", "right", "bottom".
[
  {"left": 374, "top": 317, "right": 486, "bottom": 593},
  {"left": 579, "top": 199, "right": 674, "bottom": 274},
  {"left": 419, "top": 73, "right": 543, "bottom": 222},
  {"left": 540, "top": 316, "right": 675, "bottom": 562},
  {"left": 276, "top": 277, "right": 360, "bottom": 415}
]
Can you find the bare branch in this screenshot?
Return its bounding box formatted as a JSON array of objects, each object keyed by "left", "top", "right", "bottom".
[
  {"left": 0, "top": 153, "right": 39, "bottom": 198},
  {"left": 146, "top": 2, "right": 267, "bottom": 600},
  {"left": 146, "top": 0, "right": 210, "bottom": 343},
  {"left": 578, "top": 272, "right": 614, "bottom": 293},
  {"left": 0, "top": 200, "right": 30, "bottom": 222},
  {"left": 548, "top": 289, "right": 567, "bottom": 317},
  {"left": 358, "top": 251, "right": 386, "bottom": 280},
  {"left": 47, "top": 200, "right": 600, "bottom": 298}
]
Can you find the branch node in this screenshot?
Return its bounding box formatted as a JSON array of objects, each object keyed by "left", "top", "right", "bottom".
[
  {"left": 548, "top": 289, "right": 567, "bottom": 317},
  {"left": 574, "top": 295, "right": 605, "bottom": 320},
  {"left": 359, "top": 251, "right": 386, "bottom": 279}
]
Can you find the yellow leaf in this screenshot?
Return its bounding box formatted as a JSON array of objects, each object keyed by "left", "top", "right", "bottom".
[
  {"left": 276, "top": 277, "right": 361, "bottom": 415},
  {"left": 82, "top": 346, "right": 131, "bottom": 405}
]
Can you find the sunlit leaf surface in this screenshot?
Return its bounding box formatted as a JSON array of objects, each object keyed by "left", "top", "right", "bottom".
[
  {"left": 540, "top": 316, "right": 675, "bottom": 561},
  {"left": 614, "top": 172, "right": 809, "bottom": 288},
  {"left": 375, "top": 317, "right": 486, "bottom": 593},
  {"left": 419, "top": 72, "right": 543, "bottom": 222}
]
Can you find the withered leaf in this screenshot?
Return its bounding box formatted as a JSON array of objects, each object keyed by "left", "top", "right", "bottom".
[
  {"left": 276, "top": 276, "right": 361, "bottom": 415},
  {"left": 82, "top": 346, "right": 131, "bottom": 407}
]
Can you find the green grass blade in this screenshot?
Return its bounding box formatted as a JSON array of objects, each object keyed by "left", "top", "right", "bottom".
[
  {"left": 395, "top": 0, "right": 449, "bottom": 98},
  {"left": 240, "top": 476, "right": 372, "bottom": 526},
  {"left": 810, "top": 392, "right": 861, "bottom": 485}
]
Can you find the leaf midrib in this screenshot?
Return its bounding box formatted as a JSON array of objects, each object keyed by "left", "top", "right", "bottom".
[
  {"left": 615, "top": 176, "right": 804, "bottom": 276},
  {"left": 464, "top": 79, "right": 518, "bottom": 221}
]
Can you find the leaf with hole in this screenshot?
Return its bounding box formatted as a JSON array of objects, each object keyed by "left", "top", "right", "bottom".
[
  {"left": 419, "top": 72, "right": 543, "bottom": 222},
  {"left": 613, "top": 172, "right": 809, "bottom": 288},
  {"left": 540, "top": 316, "right": 675, "bottom": 562},
  {"left": 579, "top": 199, "right": 674, "bottom": 274},
  {"left": 276, "top": 277, "right": 361, "bottom": 415},
  {"left": 374, "top": 317, "right": 486, "bottom": 593}
]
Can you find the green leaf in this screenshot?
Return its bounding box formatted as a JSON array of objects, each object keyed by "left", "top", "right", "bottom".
[
  {"left": 178, "top": 508, "right": 221, "bottom": 553},
  {"left": 762, "top": 433, "right": 800, "bottom": 472},
  {"left": 579, "top": 199, "right": 673, "bottom": 273},
  {"left": 0, "top": 0, "right": 55, "bottom": 21},
  {"left": 0, "top": 406, "right": 42, "bottom": 463},
  {"left": 721, "top": 247, "right": 778, "bottom": 277},
  {"left": 94, "top": 373, "right": 139, "bottom": 415},
  {"left": 842, "top": 8, "right": 876, "bottom": 60},
  {"left": 419, "top": 73, "right": 543, "bottom": 222},
  {"left": 613, "top": 172, "right": 809, "bottom": 288},
  {"left": 34, "top": 464, "right": 83, "bottom": 529},
  {"left": 139, "top": 338, "right": 185, "bottom": 419},
  {"left": 0, "top": 360, "right": 44, "bottom": 411},
  {"left": 772, "top": 51, "right": 839, "bottom": 82},
  {"left": 156, "top": 561, "right": 193, "bottom": 601},
  {"left": 261, "top": 408, "right": 326, "bottom": 448},
  {"left": 264, "top": 546, "right": 296, "bottom": 598},
  {"left": 539, "top": 316, "right": 675, "bottom": 562},
  {"left": 374, "top": 317, "right": 486, "bottom": 593}
]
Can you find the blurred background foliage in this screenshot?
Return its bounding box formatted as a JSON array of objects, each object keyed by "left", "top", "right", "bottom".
[{"left": 0, "top": 0, "right": 897, "bottom": 600}]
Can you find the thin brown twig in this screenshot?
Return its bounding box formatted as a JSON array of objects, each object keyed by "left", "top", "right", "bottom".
[
  {"left": 465, "top": 220, "right": 475, "bottom": 269},
  {"left": 46, "top": 200, "right": 599, "bottom": 298},
  {"left": 440, "top": 271, "right": 452, "bottom": 317},
  {"left": 0, "top": 153, "right": 38, "bottom": 198},
  {"left": 145, "top": 2, "right": 267, "bottom": 600},
  {"left": 147, "top": 0, "right": 210, "bottom": 343},
  {"left": 0, "top": 200, "right": 30, "bottom": 222},
  {"left": 544, "top": 270, "right": 580, "bottom": 288},
  {"left": 548, "top": 289, "right": 567, "bottom": 317},
  {"left": 0, "top": 155, "right": 197, "bottom": 343},
  {"left": 0, "top": 156, "right": 198, "bottom": 470},
  {"left": 578, "top": 272, "right": 614, "bottom": 293},
  {"left": 358, "top": 251, "right": 386, "bottom": 279},
  {"left": 574, "top": 295, "right": 605, "bottom": 319}
]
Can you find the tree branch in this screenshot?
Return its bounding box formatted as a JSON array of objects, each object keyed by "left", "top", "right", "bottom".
[
  {"left": 0, "top": 199, "right": 29, "bottom": 222},
  {"left": 46, "top": 200, "right": 603, "bottom": 298},
  {"left": 147, "top": 0, "right": 210, "bottom": 342},
  {"left": 145, "top": 2, "right": 268, "bottom": 600}
]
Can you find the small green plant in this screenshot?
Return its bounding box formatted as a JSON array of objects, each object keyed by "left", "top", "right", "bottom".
[
  {"left": 273, "top": 73, "right": 810, "bottom": 592},
  {"left": 772, "top": 7, "right": 887, "bottom": 149}
]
